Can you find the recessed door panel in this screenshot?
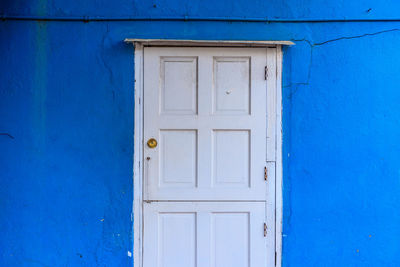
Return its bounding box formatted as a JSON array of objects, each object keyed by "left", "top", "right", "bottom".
[
  {"left": 213, "top": 57, "right": 250, "bottom": 115},
  {"left": 159, "top": 130, "right": 197, "bottom": 187},
  {"left": 213, "top": 130, "right": 250, "bottom": 187},
  {"left": 160, "top": 57, "right": 198, "bottom": 115},
  {"left": 211, "top": 212, "right": 250, "bottom": 267},
  {"left": 159, "top": 213, "right": 196, "bottom": 267}
]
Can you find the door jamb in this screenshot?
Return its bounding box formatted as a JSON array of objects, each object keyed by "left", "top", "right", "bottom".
[
  {"left": 132, "top": 43, "right": 283, "bottom": 267},
  {"left": 275, "top": 45, "right": 283, "bottom": 267},
  {"left": 133, "top": 42, "right": 145, "bottom": 267}
]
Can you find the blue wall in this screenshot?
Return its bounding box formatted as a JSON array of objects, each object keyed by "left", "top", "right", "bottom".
[
  {"left": 3, "top": 0, "right": 400, "bottom": 20},
  {"left": 1, "top": 1, "right": 400, "bottom": 266}
]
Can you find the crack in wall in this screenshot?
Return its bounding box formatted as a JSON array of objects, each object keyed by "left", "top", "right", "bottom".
[
  {"left": 283, "top": 28, "right": 400, "bottom": 232},
  {"left": 21, "top": 258, "right": 50, "bottom": 267},
  {"left": 0, "top": 133, "right": 15, "bottom": 139},
  {"left": 284, "top": 38, "right": 313, "bottom": 99},
  {"left": 97, "top": 23, "right": 117, "bottom": 102},
  {"left": 286, "top": 28, "right": 400, "bottom": 98},
  {"left": 100, "top": 23, "right": 114, "bottom": 85},
  {"left": 314, "top": 28, "right": 400, "bottom": 46}
]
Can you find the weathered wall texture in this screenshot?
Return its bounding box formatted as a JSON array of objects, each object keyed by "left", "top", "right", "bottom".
[
  {"left": 1, "top": 1, "right": 400, "bottom": 266},
  {"left": 3, "top": 0, "right": 400, "bottom": 20}
]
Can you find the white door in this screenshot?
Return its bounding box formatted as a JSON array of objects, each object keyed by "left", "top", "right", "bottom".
[{"left": 142, "top": 47, "right": 276, "bottom": 267}]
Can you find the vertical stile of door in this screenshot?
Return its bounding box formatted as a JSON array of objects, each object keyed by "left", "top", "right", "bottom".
[
  {"left": 197, "top": 52, "right": 213, "bottom": 265},
  {"left": 275, "top": 45, "right": 283, "bottom": 267},
  {"left": 197, "top": 54, "right": 213, "bottom": 191},
  {"left": 266, "top": 47, "right": 277, "bottom": 162},
  {"left": 196, "top": 210, "right": 211, "bottom": 267},
  {"left": 266, "top": 47, "right": 277, "bottom": 267}
]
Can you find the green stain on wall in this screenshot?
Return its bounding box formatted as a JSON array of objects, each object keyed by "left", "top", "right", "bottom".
[{"left": 36, "top": 0, "right": 48, "bottom": 16}]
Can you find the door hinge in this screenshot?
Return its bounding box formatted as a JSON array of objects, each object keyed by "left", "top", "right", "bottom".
[
  {"left": 264, "top": 66, "right": 268, "bottom": 80},
  {"left": 264, "top": 166, "right": 268, "bottom": 181},
  {"left": 264, "top": 223, "right": 267, "bottom": 237}
]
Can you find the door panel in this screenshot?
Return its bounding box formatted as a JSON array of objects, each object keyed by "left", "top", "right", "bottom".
[
  {"left": 143, "top": 202, "right": 266, "bottom": 267},
  {"left": 160, "top": 57, "right": 198, "bottom": 115},
  {"left": 159, "top": 130, "right": 197, "bottom": 187},
  {"left": 144, "top": 47, "right": 268, "bottom": 201},
  {"left": 213, "top": 57, "right": 250, "bottom": 115},
  {"left": 213, "top": 130, "right": 250, "bottom": 187}
]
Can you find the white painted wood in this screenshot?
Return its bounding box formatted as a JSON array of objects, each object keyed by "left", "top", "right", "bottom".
[
  {"left": 265, "top": 161, "right": 276, "bottom": 267},
  {"left": 265, "top": 47, "right": 279, "bottom": 267},
  {"left": 125, "top": 38, "right": 295, "bottom": 47},
  {"left": 143, "top": 202, "right": 267, "bottom": 267},
  {"left": 159, "top": 130, "right": 197, "bottom": 187},
  {"left": 213, "top": 130, "right": 250, "bottom": 187},
  {"left": 131, "top": 43, "right": 284, "bottom": 267},
  {"left": 144, "top": 47, "right": 267, "bottom": 201},
  {"left": 133, "top": 42, "right": 144, "bottom": 267},
  {"left": 266, "top": 48, "right": 277, "bottom": 161},
  {"left": 213, "top": 57, "right": 250, "bottom": 114},
  {"left": 275, "top": 46, "right": 283, "bottom": 267},
  {"left": 160, "top": 57, "right": 198, "bottom": 115}
]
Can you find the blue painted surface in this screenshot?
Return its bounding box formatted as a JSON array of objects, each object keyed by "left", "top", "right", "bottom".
[
  {"left": 2, "top": 0, "right": 400, "bottom": 20},
  {"left": 1, "top": 1, "right": 400, "bottom": 266}
]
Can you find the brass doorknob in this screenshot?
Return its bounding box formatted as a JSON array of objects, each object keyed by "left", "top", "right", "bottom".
[{"left": 147, "top": 138, "right": 157, "bottom": 148}]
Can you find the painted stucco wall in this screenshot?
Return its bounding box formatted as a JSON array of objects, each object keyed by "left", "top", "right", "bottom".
[{"left": 1, "top": 1, "right": 400, "bottom": 266}]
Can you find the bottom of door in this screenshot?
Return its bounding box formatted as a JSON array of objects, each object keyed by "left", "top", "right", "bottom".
[{"left": 143, "top": 202, "right": 267, "bottom": 267}]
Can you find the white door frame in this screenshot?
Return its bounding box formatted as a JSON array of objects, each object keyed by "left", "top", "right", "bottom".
[{"left": 130, "top": 40, "right": 284, "bottom": 267}]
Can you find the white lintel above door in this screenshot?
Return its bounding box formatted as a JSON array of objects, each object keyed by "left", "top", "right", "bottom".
[{"left": 125, "top": 38, "right": 294, "bottom": 47}]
